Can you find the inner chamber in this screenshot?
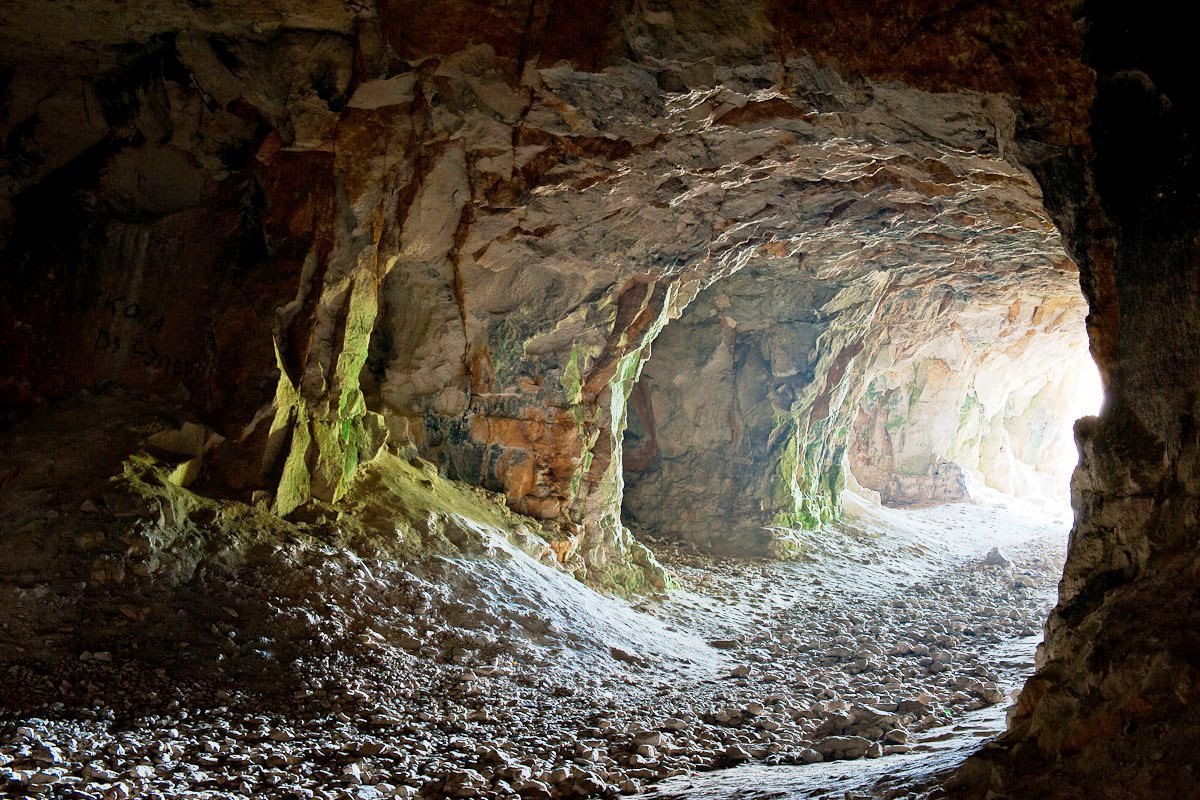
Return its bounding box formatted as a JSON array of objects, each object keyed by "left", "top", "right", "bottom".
[{"left": 622, "top": 261, "right": 1100, "bottom": 557}]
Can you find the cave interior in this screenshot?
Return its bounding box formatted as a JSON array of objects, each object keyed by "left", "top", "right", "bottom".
[{"left": 1, "top": 1, "right": 1198, "bottom": 799}]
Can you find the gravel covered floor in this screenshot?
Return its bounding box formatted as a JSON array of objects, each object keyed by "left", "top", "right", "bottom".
[{"left": 0, "top": 490, "right": 1068, "bottom": 800}]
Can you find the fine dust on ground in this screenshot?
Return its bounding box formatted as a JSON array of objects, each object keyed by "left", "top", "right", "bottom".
[{"left": 0, "top": 456, "right": 1068, "bottom": 800}]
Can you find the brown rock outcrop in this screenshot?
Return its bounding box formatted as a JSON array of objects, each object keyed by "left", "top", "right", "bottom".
[{"left": 949, "top": 5, "right": 1200, "bottom": 797}]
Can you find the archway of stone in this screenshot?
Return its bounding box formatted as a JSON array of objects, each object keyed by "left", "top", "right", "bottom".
[
  {"left": 618, "top": 230, "right": 1103, "bottom": 777},
  {"left": 620, "top": 254, "right": 1101, "bottom": 546},
  {"left": 0, "top": 29, "right": 1111, "bottom": 798}
]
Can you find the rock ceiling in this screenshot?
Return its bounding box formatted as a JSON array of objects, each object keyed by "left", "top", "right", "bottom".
[{"left": 4, "top": 2, "right": 1199, "bottom": 797}]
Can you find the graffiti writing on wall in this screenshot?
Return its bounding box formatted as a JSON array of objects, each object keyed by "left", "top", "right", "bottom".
[
  {"left": 82, "top": 291, "right": 169, "bottom": 333},
  {"left": 84, "top": 291, "right": 210, "bottom": 379},
  {"left": 93, "top": 329, "right": 208, "bottom": 379}
]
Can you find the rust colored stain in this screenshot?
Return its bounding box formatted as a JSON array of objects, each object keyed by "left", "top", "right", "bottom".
[
  {"left": 464, "top": 407, "right": 583, "bottom": 519},
  {"left": 538, "top": 0, "right": 619, "bottom": 70},
  {"left": 376, "top": 0, "right": 618, "bottom": 71},
  {"left": 716, "top": 98, "right": 814, "bottom": 127},
  {"left": 810, "top": 340, "right": 864, "bottom": 421},
  {"left": 378, "top": 0, "right": 530, "bottom": 62},
  {"left": 582, "top": 279, "right": 653, "bottom": 398},
  {"left": 254, "top": 149, "right": 337, "bottom": 386}
]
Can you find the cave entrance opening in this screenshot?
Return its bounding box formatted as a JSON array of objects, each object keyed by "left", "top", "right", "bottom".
[
  {"left": 845, "top": 332, "right": 1104, "bottom": 515},
  {"left": 619, "top": 263, "right": 1103, "bottom": 556},
  {"left": 616, "top": 265, "right": 1103, "bottom": 758}
]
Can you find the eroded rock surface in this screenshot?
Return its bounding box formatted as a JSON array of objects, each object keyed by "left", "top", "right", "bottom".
[
  {"left": 1, "top": 0, "right": 1089, "bottom": 583},
  {"left": 949, "top": 6, "right": 1200, "bottom": 798},
  {"left": 2, "top": 1, "right": 1197, "bottom": 798}
]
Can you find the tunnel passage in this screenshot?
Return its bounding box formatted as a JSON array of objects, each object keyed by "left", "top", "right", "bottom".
[
  {"left": 622, "top": 259, "right": 1095, "bottom": 557},
  {"left": 848, "top": 298, "right": 1102, "bottom": 507}
]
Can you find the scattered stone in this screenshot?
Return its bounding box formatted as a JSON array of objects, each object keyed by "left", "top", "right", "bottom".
[
  {"left": 984, "top": 547, "right": 1013, "bottom": 568},
  {"left": 814, "top": 735, "right": 873, "bottom": 759},
  {"left": 723, "top": 744, "right": 752, "bottom": 762},
  {"left": 0, "top": 488, "right": 1060, "bottom": 799}
]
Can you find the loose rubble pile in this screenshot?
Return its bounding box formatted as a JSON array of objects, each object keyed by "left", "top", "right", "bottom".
[{"left": 1, "top": 502, "right": 1066, "bottom": 800}]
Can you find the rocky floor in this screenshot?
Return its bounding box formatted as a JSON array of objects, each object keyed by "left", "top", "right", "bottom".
[{"left": 0, "top": 491, "right": 1068, "bottom": 800}]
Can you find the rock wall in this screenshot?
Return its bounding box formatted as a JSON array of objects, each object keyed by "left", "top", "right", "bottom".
[
  {"left": 8, "top": 0, "right": 1199, "bottom": 795},
  {"left": 849, "top": 293, "right": 1096, "bottom": 506},
  {"left": 951, "top": 3, "right": 1200, "bottom": 796},
  {"left": 0, "top": 12, "right": 680, "bottom": 587},
  {"left": 0, "top": 1, "right": 1086, "bottom": 582},
  {"left": 623, "top": 252, "right": 1088, "bottom": 553}
]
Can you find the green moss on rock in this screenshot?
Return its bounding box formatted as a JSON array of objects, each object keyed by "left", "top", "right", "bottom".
[
  {"left": 769, "top": 417, "right": 848, "bottom": 535},
  {"left": 269, "top": 273, "right": 388, "bottom": 516}
]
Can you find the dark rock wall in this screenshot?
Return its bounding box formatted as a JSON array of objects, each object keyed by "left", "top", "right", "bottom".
[
  {"left": 623, "top": 267, "right": 835, "bottom": 555},
  {"left": 3, "top": 2, "right": 1199, "bottom": 790},
  {"left": 955, "top": 4, "right": 1200, "bottom": 796}
]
